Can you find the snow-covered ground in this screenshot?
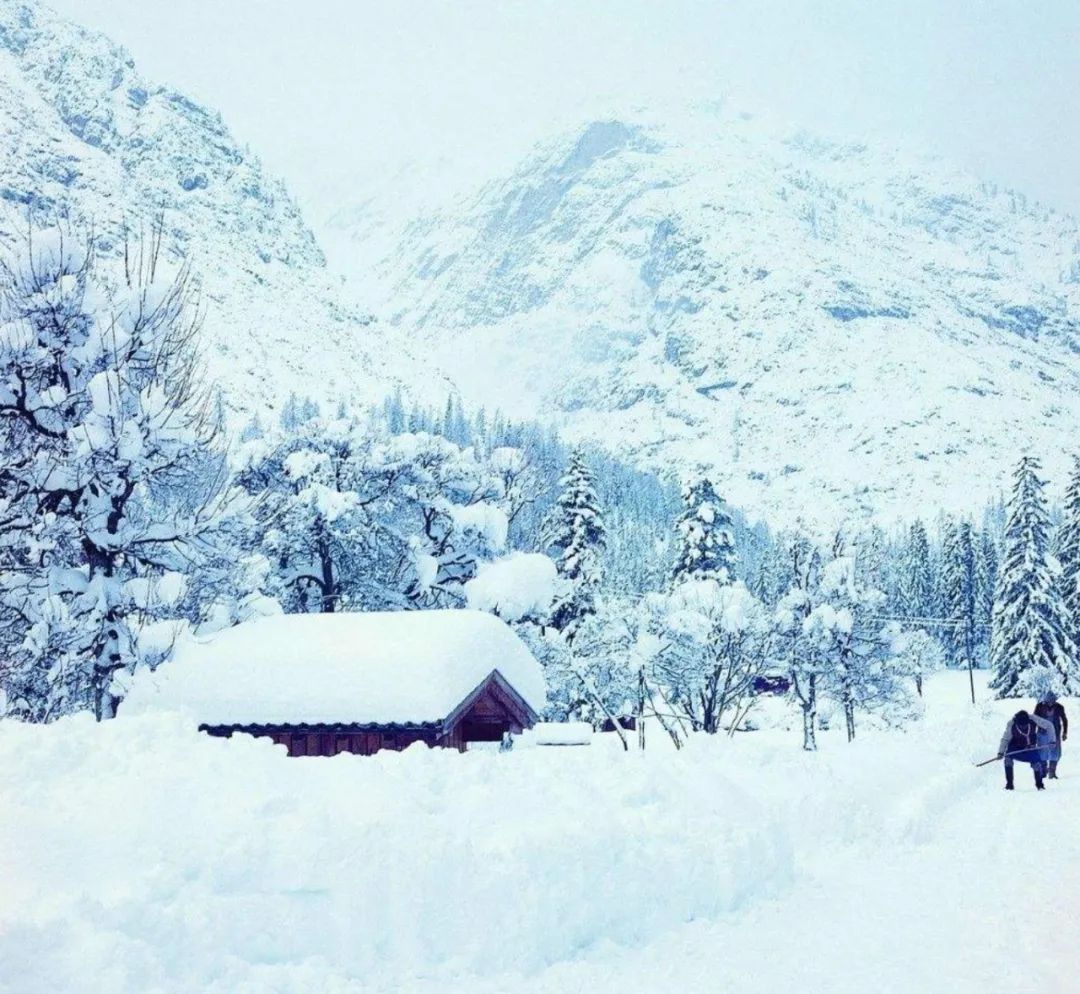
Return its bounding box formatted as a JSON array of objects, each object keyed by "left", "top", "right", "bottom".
[{"left": 1, "top": 673, "right": 1076, "bottom": 994}]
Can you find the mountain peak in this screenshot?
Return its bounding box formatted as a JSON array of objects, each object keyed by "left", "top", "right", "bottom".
[
  {"left": 0, "top": 0, "right": 428, "bottom": 422},
  {"left": 331, "top": 108, "right": 1080, "bottom": 524}
]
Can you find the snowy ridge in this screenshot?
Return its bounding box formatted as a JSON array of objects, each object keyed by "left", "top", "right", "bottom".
[
  {"left": 329, "top": 108, "right": 1080, "bottom": 525},
  {"left": 0, "top": 0, "right": 432, "bottom": 422}
]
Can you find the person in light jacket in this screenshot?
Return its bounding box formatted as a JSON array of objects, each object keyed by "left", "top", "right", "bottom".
[
  {"left": 1034, "top": 693, "right": 1068, "bottom": 779},
  {"left": 997, "top": 710, "right": 1056, "bottom": 790}
]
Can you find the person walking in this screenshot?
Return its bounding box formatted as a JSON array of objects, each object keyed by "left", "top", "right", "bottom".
[
  {"left": 997, "top": 709, "right": 1056, "bottom": 790},
  {"left": 1034, "top": 692, "right": 1068, "bottom": 779}
]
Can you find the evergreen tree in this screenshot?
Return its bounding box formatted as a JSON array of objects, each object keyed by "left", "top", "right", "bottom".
[
  {"left": 975, "top": 530, "right": 998, "bottom": 662},
  {"left": 940, "top": 520, "right": 977, "bottom": 668},
  {"left": 990, "top": 456, "right": 1076, "bottom": 697},
  {"left": 671, "top": 478, "right": 737, "bottom": 585},
  {"left": 1056, "top": 456, "right": 1080, "bottom": 653},
  {"left": 239, "top": 414, "right": 265, "bottom": 443},
  {"left": 280, "top": 393, "right": 302, "bottom": 431},
  {"left": 899, "top": 520, "right": 934, "bottom": 621},
  {"left": 543, "top": 449, "right": 606, "bottom": 637}
]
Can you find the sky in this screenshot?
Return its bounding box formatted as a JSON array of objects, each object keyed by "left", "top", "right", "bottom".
[{"left": 47, "top": 0, "right": 1080, "bottom": 220}]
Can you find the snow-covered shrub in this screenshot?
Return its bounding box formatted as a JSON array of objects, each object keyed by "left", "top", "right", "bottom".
[{"left": 645, "top": 578, "right": 770, "bottom": 734}]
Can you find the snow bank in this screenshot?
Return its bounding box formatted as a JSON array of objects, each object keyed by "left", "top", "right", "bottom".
[
  {"left": 121, "top": 609, "right": 546, "bottom": 725},
  {"left": 0, "top": 713, "right": 790, "bottom": 994},
  {"left": 524, "top": 721, "right": 593, "bottom": 746}
]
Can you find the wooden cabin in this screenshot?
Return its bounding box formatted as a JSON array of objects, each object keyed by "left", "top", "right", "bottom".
[{"left": 122, "top": 609, "right": 546, "bottom": 757}]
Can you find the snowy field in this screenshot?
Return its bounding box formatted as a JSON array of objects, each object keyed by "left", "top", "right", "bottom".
[{"left": 1, "top": 672, "right": 1076, "bottom": 994}]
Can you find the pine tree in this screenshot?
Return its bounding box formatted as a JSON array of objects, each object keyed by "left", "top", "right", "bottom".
[
  {"left": 671, "top": 478, "right": 737, "bottom": 585},
  {"left": 899, "top": 520, "right": 934, "bottom": 622},
  {"left": 940, "top": 520, "right": 977, "bottom": 668},
  {"left": 280, "top": 393, "right": 302, "bottom": 430},
  {"left": 543, "top": 450, "right": 606, "bottom": 637},
  {"left": 1056, "top": 456, "right": 1080, "bottom": 654},
  {"left": 975, "top": 530, "right": 998, "bottom": 662},
  {"left": 990, "top": 456, "right": 1076, "bottom": 697}
]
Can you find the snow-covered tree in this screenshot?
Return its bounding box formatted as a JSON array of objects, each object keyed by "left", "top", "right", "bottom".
[
  {"left": 543, "top": 449, "right": 605, "bottom": 638},
  {"left": 803, "top": 549, "right": 909, "bottom": 742},
  {"left": 671, "top": 478, "right": 737, "bottom": 585},
  {"left": 940, "top": 519, "right": 977, "bottom": 669},
  {"left": 774, "top": 533, "right": 824, "bottom": 751},
  {"left": 239, "top": 417, "right": 515, "bottom": 613},
  {"left": 0, "top": 226, "right": 236, "bottom": 720},
  {"left": 974, "top": 529, "right": 998, "bottom": 664},
  {"left": 646, "top": 578, "right": 769, "bottom": 734},
  {"left": 990, "top": 456, "right": 1076, "bottom": 697},
  {"left": 886, "top": 626, "right": 946, "bottom": 698},
  {"left": 898, "top": 520, "right": 934, "bottom": 622},
  {"left": 1056, "top": 456, "right": 1080, "bottom": 653},
  {"left": 775, "top": 532, "right": 915, "bottom": 747}
]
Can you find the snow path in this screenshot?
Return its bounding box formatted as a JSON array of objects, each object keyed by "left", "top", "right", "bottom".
[
  {"left": 455, "top": 774, "right": 1079, "bottom": 994},
  {"left": 395, "top": 679, "right": 1080, "bottom": 994}
]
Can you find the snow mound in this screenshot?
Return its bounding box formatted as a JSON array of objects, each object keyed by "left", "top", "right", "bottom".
[
  {"left": 525, "top": 721, "right": 594, "bottom": 746},
  {"left": 121, "top": 610, "right": 546, "bottom": 725},
  {"left": 0, "top": 713, "right": 790, "bottom": 992}
]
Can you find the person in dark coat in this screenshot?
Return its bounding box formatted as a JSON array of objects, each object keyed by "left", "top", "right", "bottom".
[
  {"left": 1034, "top": 693, "right": 1068, "bottom": 779},
  {"left": 997, "top": 710, "right": 1056, "bottom": 790}
]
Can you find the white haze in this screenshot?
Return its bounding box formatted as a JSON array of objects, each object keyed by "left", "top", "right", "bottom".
[{"left": 46, "top": 0, "right": 1080, "bottom": 221}]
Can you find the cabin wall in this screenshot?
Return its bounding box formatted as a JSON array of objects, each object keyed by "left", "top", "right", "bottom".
[
  {"left": 444, "top": 681, "right": 531, "bottom": 751},
  {"left": 204, "top": 726, "right": 440, "bottom": 757},
  {"left": 200, "top": 672, "right": 537, "bottom": 757}
]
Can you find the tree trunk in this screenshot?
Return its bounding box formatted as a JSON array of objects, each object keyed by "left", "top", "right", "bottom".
[
  {"left": 637, "top": 666, "right": 646, "bottom": 751},
  {"left": 318, "top": 538, "right": 336, "bottom": 613},
  {"left": 801, "top": 674, "right": 817, "bottom": 751},
  {"left": 844, "top": 698, "right": 856, "bottom": 742}
]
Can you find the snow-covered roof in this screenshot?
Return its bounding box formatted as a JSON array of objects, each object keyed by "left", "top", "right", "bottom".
[{"left": 123, "top": 610, "right": 547, "bottom": 726}]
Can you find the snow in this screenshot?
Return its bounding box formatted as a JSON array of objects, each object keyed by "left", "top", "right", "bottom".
[
  {"left": 524, "top": 721, "right": 593, "bottom": 746},
  {"left": 0, "top": 0, "right": 428, "bottom": 428},
  {"left": 337, "top": 107, "right": 1080, "bottom": 526},
  {"left": 2, "top": 672, "right": 1077, "bottom": 994},
  {"left": 121, "top": 609, "right": 546, "bottom": 725},
  {"left": 448, "top": 501, "right": 509, "bottom": 551},
  {"left": 465, "top": 552, "right": 561, "bottom": 621}
]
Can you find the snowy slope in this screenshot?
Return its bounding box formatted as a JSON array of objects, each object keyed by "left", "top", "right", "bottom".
[
  {"left": 328, "top": 109, "right": 1080, "bottom": 525},
  {"left": 0, "top": 0, "right": 434, "bottom": 422},
  {"left": 1, "top": 673, "right": 1076, "bottom": 993}
]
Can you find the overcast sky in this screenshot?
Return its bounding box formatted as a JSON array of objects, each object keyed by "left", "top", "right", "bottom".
[{"left": 49, "top": 0, "right": 1080, "bottom": 218}]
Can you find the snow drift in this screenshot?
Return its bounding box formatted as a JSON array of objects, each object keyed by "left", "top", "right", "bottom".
[{"left": 0, "top": 713, "right": 788, "bottom": 993}]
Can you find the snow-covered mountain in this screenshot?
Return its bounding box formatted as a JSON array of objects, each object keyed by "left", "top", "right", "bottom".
[
  {"left": 0, "top": 0, "right": 428, "bottom": 423},
  {"left": 328, "top": 110, "right": 1080, "bottom": 525},
  {"left": 10, "top": 0, "right": 1080, "bottom": 526}
]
